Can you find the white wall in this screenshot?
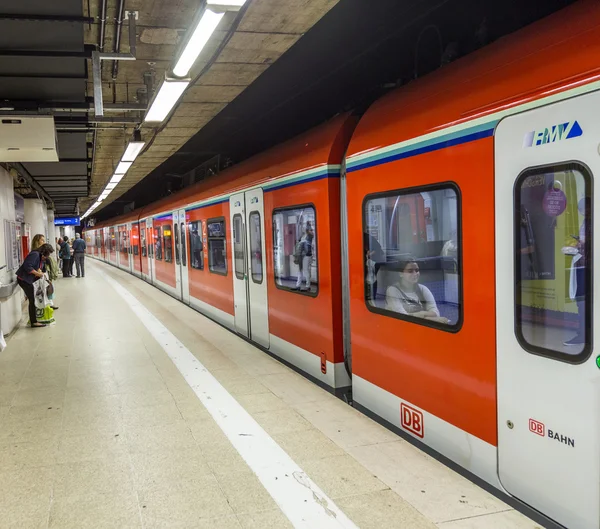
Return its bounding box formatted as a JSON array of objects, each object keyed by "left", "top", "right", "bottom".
[
  {"left": 24, "top": 198, "right": 48, "bottom": 245},
  {"left": 0, "top": 166, "right": 24, "bottom": 335}
]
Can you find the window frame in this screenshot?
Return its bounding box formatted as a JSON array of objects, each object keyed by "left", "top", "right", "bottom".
[
  {"left": 513, "top": 160, "right": 593, "bottom": 364},
  {"left": 174, "top": 222, "right": 181, "bottom": 265},
  {"left": 232, "top": 213, "right": 245, "bottom": 280},
  {"left": 163, "top": 223, "right": 173, "bottom": 263},
  {"left": 248, "top": 210, "right": 263, "bottom": 285},
  {"left": 272, "top": 203, "right": 319, "bottom": 298},
  {"left": 361, "top": 181, "right": 463, "bottom": 333},
  {"left": 207, "top": 216, "right": 228, "bottom": 276},
  {"left": 189, "top": 220, "right": 204, "bottom": 271}
]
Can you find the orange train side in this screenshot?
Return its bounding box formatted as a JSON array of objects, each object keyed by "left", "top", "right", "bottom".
[{"left": 345, "top": 0, "right": 600, "bottom": 446}]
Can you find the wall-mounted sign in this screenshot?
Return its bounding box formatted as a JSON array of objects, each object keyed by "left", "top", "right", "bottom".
[{"left": 54, "top": 217, "right": 80, "bottom": 226}]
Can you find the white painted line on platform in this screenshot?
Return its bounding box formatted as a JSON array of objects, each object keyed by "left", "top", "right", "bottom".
[{"left": 100, "top": 269, "right": 359, "bottom": 529}]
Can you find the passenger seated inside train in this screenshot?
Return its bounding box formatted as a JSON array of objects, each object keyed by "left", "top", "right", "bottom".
[{"left": 385, "top": 257, "right": 450, "bottom": 324}]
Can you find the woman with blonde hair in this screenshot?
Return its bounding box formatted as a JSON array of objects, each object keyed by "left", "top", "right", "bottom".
[{"left": 31, "top": 234, "right": 59, "bottom": 310}]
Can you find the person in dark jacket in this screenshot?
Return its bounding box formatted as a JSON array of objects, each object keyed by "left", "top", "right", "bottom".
[
  {"left": 59, "top": 237, "right": 72, "bottom": 277},
  {"left": 72, "top": 233, "right": 86, "bottom": 278},
  {"left": 16, "top": 243, "right": 55, "bottom": 327}
]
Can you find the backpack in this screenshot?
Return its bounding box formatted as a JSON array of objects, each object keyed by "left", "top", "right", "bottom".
[{"left": 293, "top": 240, "right": 303, "bottom": 265}]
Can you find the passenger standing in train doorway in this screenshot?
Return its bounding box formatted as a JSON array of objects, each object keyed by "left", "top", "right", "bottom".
[
  {"left": 294, "top": 224, "right": 314, "bottom": 292},
  {"left": 363, "top": 230, "right": 385, "bottom": 302},
  {"left": 73, "top": 233, "right": 86, "bottom": 278},
  {"left": 563, "top": 197, "right": 591, "bottom": 347}
]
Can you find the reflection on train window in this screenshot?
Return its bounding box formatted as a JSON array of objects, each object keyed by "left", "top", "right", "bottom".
[
  {"left": 141, "top": 227, "right": 147, "bottom": 257},
  {"left": 272, "top": 205, "right": 318, "bottom": 295},
  {"left": 249, "top": 212, "right": 263, "bottom": 284},
  {"left": 363, "top": 185, "right": 461, "bottom": 330},
  {"left": 155, "top": 226, "right": 162, "bottom": 260},
  {"left": 208, "top": 218, "right": 227, "bottom": 275},
  {"left": 163, "top": 225, "right": 173, "bottom": 263},
  {"left": 120, "top": 230, "right": 128, "bottom": 255},
  {"left": 180, "top": 222, "right": 187, "bottom": 266},
  {"left": 189, "top": 221, "right": 204, "bottom": 270},
  {"left": 515, "top": 163, "right": 593, "bottom": 361},
  {"left": 233, "top": 214, "right": 245, "bottom": 280},
  {"left": 174, "top": 223, "right": 180, "bottom": 265}
]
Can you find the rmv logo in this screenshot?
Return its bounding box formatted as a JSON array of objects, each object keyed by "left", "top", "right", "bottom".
[
  {"left": 400, "top": 403, "right": 424, "bottom": 438},
  {"left": 523, "top": 120, "right": 583, "bottom": 147}
]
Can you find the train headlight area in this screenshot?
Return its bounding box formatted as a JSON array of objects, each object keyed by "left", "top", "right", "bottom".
[{"left": 0, "top": 0, "right": 595, "bottom": 528}]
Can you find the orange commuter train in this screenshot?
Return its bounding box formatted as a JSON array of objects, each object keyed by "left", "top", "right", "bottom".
[{"left": 85, "top": 3, "right": 600, "bottom": 527}]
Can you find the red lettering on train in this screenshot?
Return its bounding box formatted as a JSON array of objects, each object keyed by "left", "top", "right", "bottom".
[{"left": 401, "top": 403, "right": 424, "bottom": 438}]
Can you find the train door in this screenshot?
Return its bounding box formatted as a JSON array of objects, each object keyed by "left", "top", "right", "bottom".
[
  {"left": 495, "top": 90, "right": 599, "bottom": 529},
  {"left": 229, "top": 189, "right": 270, "bottom": 348},
  {"left": 127, "top": 222, "right": 133, "bottom": 272},
  {"left": 175, "top": 209, "right": 190, "bottom": 304},
  {"left": 145, "top": 218, "right": 155, "bottom": 283}
]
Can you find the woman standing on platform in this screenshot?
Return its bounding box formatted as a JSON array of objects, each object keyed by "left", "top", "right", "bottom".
[
  {"left": 16, "top": 243, "right": 55, "bottom": 328},
  {"left": 31, "top": 234, "right": 59, "bottom": 311}
]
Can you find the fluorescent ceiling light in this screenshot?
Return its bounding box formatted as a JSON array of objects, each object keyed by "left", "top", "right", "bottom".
[
  {"left": 110, "top": 174, "right": 124, "bottom": 184},
  {"left": 207, "top": 0, "right": 247, "bottom": 6},
  {"left": 122, "top": 141, "right": 145, "bottom": 162},
  {"left": 173, "top": 9, "right": 224, "bottom": 77},
  {"left": 144, "top": 79, "right": 190, "bottom": 123},
  {"left": 105, "top": 183, "right": 117, "bottom": 191},
  {"left": 115, "top": 161, "right": 133, "bottom": 174}
]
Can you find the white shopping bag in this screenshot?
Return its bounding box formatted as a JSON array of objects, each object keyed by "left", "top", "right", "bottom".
[{"left": 569, "top": 253, "right": 582, "bottom": 300}]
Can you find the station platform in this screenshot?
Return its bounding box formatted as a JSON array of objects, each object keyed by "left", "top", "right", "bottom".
[{"left": 1, "top": 259, "right": 540, "bottom": 529}]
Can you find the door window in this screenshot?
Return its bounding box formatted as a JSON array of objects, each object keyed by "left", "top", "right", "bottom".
[
  {"left": 272, "top": 205, "right": 318, "bottom": 295},
  {"left": 249, "top": 212, "right": 263, "bottom": 284},
  {"left": 515, "top": 162, "right": 593, "bottom": 361},
  {"left": 174, "top": 223, "right": 181, "bottom": 265},
  {"left": 163, "top": 225, "right": 173, "bottom": 262},
  {"left": 141, "top": 227, "right": 147, "bottom": 257},
  {"left": 180, "top": 222, "right": 187, "bottom": 266},
  {"left": 233, "top": 214, "right": 245, "bottom": 280},
  {"left": 208, "top": 218, "right": 227, "bottom": 275},
  {"left": 189, "top": 220, "right": 204, "bottom": 270},
  {"left": 155, "top": 227, "right": 162, "bottom": 260},
  {"left": 363, "top": 184, "right": 461, "bottom": 330}
]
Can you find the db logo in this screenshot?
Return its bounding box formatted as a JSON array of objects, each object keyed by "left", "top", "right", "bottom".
[
  {"left": 529, "top": 418, "right": 545, "bottom": 437},
  {"left": 401, "top": 403, "right": 424, "bottom": 438}
]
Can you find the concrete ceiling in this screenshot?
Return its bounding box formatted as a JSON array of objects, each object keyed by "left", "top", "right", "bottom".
[{"left": 82, "top": 0, "right": 338, "bottom": 215}]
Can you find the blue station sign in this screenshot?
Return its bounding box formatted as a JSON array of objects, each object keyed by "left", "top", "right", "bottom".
[{"left": 54, "top": 217, "right": 80, "bottom": 226}]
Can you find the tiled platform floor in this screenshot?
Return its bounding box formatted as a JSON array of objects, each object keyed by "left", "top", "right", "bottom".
[{"left": 0, "top": 259, "right": 542, "bottom": 529}]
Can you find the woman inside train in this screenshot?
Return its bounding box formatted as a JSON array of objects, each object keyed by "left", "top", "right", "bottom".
[{"left": 385, "top": 257, "right": 449, "bottom": 324}]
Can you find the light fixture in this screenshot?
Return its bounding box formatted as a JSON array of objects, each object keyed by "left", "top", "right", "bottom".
[
  {"left": 207, "top": 0, "right": 247, "bottom": 5},
  {"left": 115, "top": 161, "right": 133, "bottom": 174},
  {"left": 122, "top": 130, "right": 145, "bottom": 162},
  {"left": 144, "top": 78, "right": 190, "bottom": 123},
  {"left": 110, "top": 173, "right": 124, "bottom": 184},
  {"left": 105, "top": 183, "right": 117, "bottom": 191},
  {"left": 173, "top": 8, "right": 224, "bottom": 78}
]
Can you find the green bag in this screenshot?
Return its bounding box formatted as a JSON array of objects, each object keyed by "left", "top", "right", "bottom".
[{"left": 35, "top": 306, "right": 55, "bottom": 325}]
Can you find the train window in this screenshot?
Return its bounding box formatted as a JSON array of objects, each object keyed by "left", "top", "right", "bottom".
[
  {"left": 515, "top": 162, "right": 593, "bottom": 362},
  {"left": 272, "top": 205, "right": 318, "bottom": 295},
  {"left": 155, "top": 226, "right": 162, "bottom": 260},
  {"left": 164, "top": 225, "right": 173, "bottom": 263},
  {"left": 189, "top": 220, "right": 204, "bottom": 270},
  {"left": 141, "top": 227, "right": 147, "bottom": 257},
  {"left": 363, "top": 184, "right": 461, "bottom": 331},
  {"left": 133, "top": 225, "right": 139, "bottom": 256},
  {"left": 233, "top": 214, "right": 245, "bottom": 280},
  {"left": 208, "top": 218, "right": 227, "bottom": 275},
  {"left": 174, "top": 223, "right": 181, "bottom": 265},
  {"left": 249, "top": 212, "right": 263, "bottom": 284},
  {"left": 180, "top": 222, "right": 187, "bottom": 266}
]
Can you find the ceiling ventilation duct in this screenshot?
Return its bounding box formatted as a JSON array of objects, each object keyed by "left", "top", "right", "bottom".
[{"left": 0, "top": 116, "right": 58, "bottom": 162}]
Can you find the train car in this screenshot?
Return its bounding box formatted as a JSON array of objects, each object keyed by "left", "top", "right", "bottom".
[
  {"left": 89, "top": 113, "right": 357, "bottom": 392},
  {"left": 345, "top": 2, "right": 600, "bottom": 528},
  {"left": 85, "top": 2, "right": 600, "bottom": 527}
]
